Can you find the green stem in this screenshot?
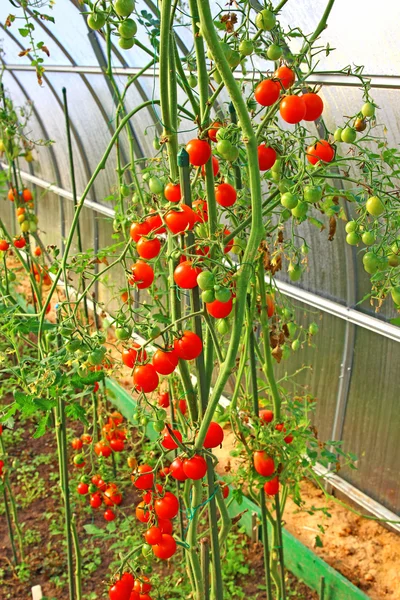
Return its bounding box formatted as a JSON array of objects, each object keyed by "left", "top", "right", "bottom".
[
  {"left": 72, "top": 517, "right": 82, "bottom": 600},
  {"left": 2, "top": 485, "right": 18, "bottom": 565}
]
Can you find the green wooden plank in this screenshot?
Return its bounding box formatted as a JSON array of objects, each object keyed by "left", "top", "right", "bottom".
[{"left": 105, "top": 377, "right": 369, "bottom": 600}]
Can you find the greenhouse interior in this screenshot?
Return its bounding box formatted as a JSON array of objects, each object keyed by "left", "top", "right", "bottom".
[{"left": 0, "top": 0, "right": 399, "bottom": 599}]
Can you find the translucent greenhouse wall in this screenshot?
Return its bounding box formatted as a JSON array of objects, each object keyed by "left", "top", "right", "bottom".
[{"left": 0, "top": 0, "right": 399, "bottom": 517}]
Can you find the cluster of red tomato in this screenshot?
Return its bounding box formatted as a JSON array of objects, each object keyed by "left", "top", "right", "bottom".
[
  {"left": 253, "top": 409, "right": 294, "bottom": 496},
  {"left": 109, "top": 571, "right": 153, "bottom": 600}
]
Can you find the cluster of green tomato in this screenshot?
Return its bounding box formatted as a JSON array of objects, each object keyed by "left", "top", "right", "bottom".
[
  {"left": 87, "top": 0, "right": 137, "bottom": 50},
  {"left": 334, "top": 102, "right": 375, "bottom": 144}
]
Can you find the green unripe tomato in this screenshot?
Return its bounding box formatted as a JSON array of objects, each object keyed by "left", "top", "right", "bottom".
[
  {"left": 80, "top": 475, "right": 90, "bottom": 484},
  {"left": 271, "top": 158, "right": 282, "bottom": 172},
  {"left": 89, "top": 483, "right": 98, "bottom": 493},
  {"left": 255, "top": 9, "right": 276, "bottom": 31},
  {"left": 217, "top": 319, "right": 230, "bottom": 335},
  {"left": 281, "top": 208, "right": 292, "bottom": 222},
  {"left": 157, "top": 409, "right": 167, "bottom": 420},
  {"left": 118, "top": 37, "right": 134, "bottom": 50},
  {"left": 281, "top": 192, "right": 298, "bottom": 210},
  {"left": 214, "top": 286, "right": 231, "bottom": 303},
  {"left": 341, "top": 127, "right": 357, "bottom": 144},
  {"left": 87, "top": 11, "right": 106, "bottom": 30},
  {"left": 231, "top": 238, "right": 245, "bottom": 254},
  {"left": 216, "top": 128, "right": 227, "bottom": 142},
  {"left": 148, "top": 176, "right": 163, "bottom": 194},
  {"left": 73, "top": 454, "right": 85, "bottom": 465},
  {"left": 118, "top": 18, "right": 137, "bottom": 38},
  {"left": 361, "top": 102, "right": 375, "bottom": 118},
  {"left": 120, "top": 184, "right": 130, "bottom": 197},
  {"left": 366, "top": 195, "right": 385, "bottom": 217},
  {"left": 114, "top": 0, "right": 135, "bottom": 17},
  {"left": 239, "top": 39, "right": 254, "bottom": 56},
  {"left": 213, "top": 70, "right": 222, "bottom": 84},
  {"left": 115, "top": 326, "right": 132, "bottom": 340},
  {"left": 45, "top": 331, "right": 57, "bottom": 343},
  {"left": 201, "top": 289, "right": 215, "bottom": 303},
  {"left": 303, "top": 185, "right": 322, "bottom": 203},
  {"left": 271, "top": 170, "right": 281, "bottom": 182},
  {"left": 291, "top": 339, "right": 300, "bottom": 351},
  {"left": 150, "top": 326, "right": 161, "bottom": 338},
  {"left": 301, "top": 243, "right": 309, "bottom": 255},
  {"left": 362, "top": 231, "right": 375, "bottom": 246},
  {"left": 66, "top": 339, "right": 82, "bottom": 353},
  {"left": 345, "top": 220, "right": 358, "bottom": 234},
  {"left": 287, "top": 322, "right": 297, "bottom": 337},
  {"left": 8, "top": 272, "right": 16, "bottom": 282},
  {"left": 216, "top": 139, "right": 232, "bottom": 157},
  {"left": 391, "top": 240, "right": 400, "bottom": 255},
  {"left": 219, "top": 142, "right": 239, "bottom": 162},
  {"left": 267, "top": 43, "right": 282, "bottom": 60},
  {"left": 333, "top": 127, "right": 343, "bottom": 142},
  {"left": 309, "top": 322, "right": 319, "bottom": 335},
  {"left": 140, "top": 416, "right": 148, "bottom": 426},
  {"left": 188, "top": 73, "right": 197, "bottom": 88},
  {"left": 88, "top": 349, "right": 105, "bottom": 366},
  {"left": 288, "top": 263, "right": 302, "bottom": 282},
  {"left": 282, "top": 345, "right": 290, "bottom": 360},
  {"left": 60, "top": 325, "right": 74, "bottom": 337},
  {"left": 227, "top": 50, "right": 241, "bottom": 68},
  {"left": 387, "top": 253, "right": 400, "bottom": 267},
  {"left": 291, "top": 201, "right": 308, "bottom": 219},
  {"left": 278, "top": 178, "right": 292, "bottom": 194},
  {"left": 197, "top": 271, "right": 215, "bottom": 291},
  {"left": 391, "top": 286, "right": 400, "bottom": 306},
  {"left": 29, "top": 222, "right": 37, "bottom": 233},
  {"left": 153, "top": 420, "right": 165, "bottom": 433},
  {"left": 346, "top": 232, "right": 361, "bottom": 246},
  {"left": 142, "top": 544, "right": 152, "bottom": 557},
  {"left": 153, "top": 137, "right": 161, "bottom": 150},
  {"left": 283, "top": 308, "right": 293, "bottom": 320},
  {"left": 362, "top": 252, "right": 380, "bottom": 274}
]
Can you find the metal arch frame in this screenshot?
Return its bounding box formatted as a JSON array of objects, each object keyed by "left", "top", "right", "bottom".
[{"left": 4, "top": 64, "right": 400, "bottom": 89}]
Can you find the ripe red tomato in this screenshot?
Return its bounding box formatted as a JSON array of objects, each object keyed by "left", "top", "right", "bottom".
[
  {"left": 22, "top": 188, "right": 33, "bottom": 202},
  {"left": 8, "top": 188, "right": 15, "bottom": 202},
  {"left": 274, "top": 65, "right": 295, "bottom": 89},
  {"left": 306, "top": 140, "right": 334, "bottom": 165},
  {"left": 110, "top": 438, "right": 125, "bottom": 452},
  {"left": 0, "top": 240, "right": 9, "bottom": 251},
  {"left": 218, "top": 480, "right": 229, "bottom": 499},
  {"left": 94, "top": 441, "right": 112, "bottom": 457},
  {"left": 145, "top": 526, "right": 163, "bottom": 545},
  {"left": 90, "top": 492, "right": 103, "bottom": 508},
  {"left": 121, "top": 344, "right": 147, "bottom": 369},
  {"left": 152, "top": 533, "right": 177, "bottom": 560},
  {"left": 266, "top": 294, "right": 275, "bottom": 317},
  {"left": 165, "top": 205, "right": 196, "bottom": 234},
  {"left": 174, "top": 331, "right": 203, "bottom": 360},
  {"left": 136, "top": 237, "right": 161, "bottom": 260},
  {"left": 133, "top": 576, "right": 152, "bottom": 594},
  {"left": 208, "top": 122, "right": 222, "bottom": 142},
  {"left": 104, "top": 509, "right": 116, "bottom": 521},
  {"left": 201, "top": 155, "right": 219, "bottom": 177},
  {"left": 135, "top": 501, "right": 150, "bottom": 523},
  {"left": 174, "top": 261, "right": 202, "bottom": 289},
  {"left": 109, "top": 411, "right": 124, "bottom": 426},
  {"left": 146, "top": 213, "right": 166, "bottom": 234},
  {"left": 203, "top": 421, "right": 224, "bottom": 448},
  {"left": 258, "top": 144, "right": 276, "bottom": 171},
  {"left": 254, "top": 79, "right": 280, "bottom": 106},
  {"left": 264, "top": 476, "right": 280, "bottom": 496},
  {"left": 186, "top": 139, "right": 211, "bottom": 166},
  {"left": 279, "top": 95, "right": 306, "bottom": 124},
  {"left": 109, "top": 580, "right": 131, "bottom": 600},
  {"left": 158, "top": 518, "right": 173, "bottom": 534},
  {"left": 164, "top": 182, "right": 181, "bottom": 202},
  {"left": 130, "top": 261, "right": 154, "bottom": 289},
  {"left": 192, "top": 199, "right": 208, "bottom": 223},
  {"left": 302, "top": 93, "right": 324, "bottom": 121},
  {"left": 133, "top": 364, "right": 159, "bottom": 393},
  {"left": 161, "top": 428, "right": 182, "bottom": 450},
  {"left": 170, "top": 457, "right": 188, "bottom": 481},
  {"left": 275, "top": 423, "right": 293, "bottom": 444},
  {"left": 206, "top": 297, "right": 233, "bottom": 319},
  {"left": 143, "top": 483, "right": 163, "bottom": 504},
  {"left": 253, "top": 451, "right": 275, "bottom": 477},
  {"left": 130, "top": 221, "right": 150, "bottom": 242},
  {"left": 259, "top": 409, "right": 274, "bottom": 424},
  {"left": 152, "top": 348, "right": 179, "bottom": 375},
  {"left": 183, "top": 455, "right": 207, "bottom": 480},
  {"left": 104, "top": 486, "right": 123, "bottom": 506},
  {"left": 154, "top": 491, "right": 179, "bottom": 519},
  {"left": 77, "top": 482, "right": 89, "bottom": 495},
  {"left": 71, "top": 437, "right": 83, "bottom": 450},
  {"left": 223, "top": 228, "right": 234, "bottom": 254},
  {"left": 215, "top": 183, "right": 237, "bottom": 207},
  {"left": 14, "top": 237, "right": 26, "bottom": 249},
  {"left": 81, "top": 433, "right": 92, "bottom": 444},
  {"left": 158, "top": 391, "right": 170, "bottom": 408},
  {"left": 177, "top": 399, "right": 187, "bottom": 415}
]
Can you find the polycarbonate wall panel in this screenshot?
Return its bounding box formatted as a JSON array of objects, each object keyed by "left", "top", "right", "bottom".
[
  {"left": 36, "top": 191, "right": 62, "bottom": 249},
  {"left": 340, "top": 327, "right": 400, "bottom": 514}
]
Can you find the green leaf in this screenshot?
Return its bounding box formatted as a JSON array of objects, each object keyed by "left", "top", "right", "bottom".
[
  {"left": 315, "top": 535, "right": 323, "bottom": 548},
  {"left": 18, "top": 28, "right": 30, "bottom": 37},
  {"left": 83, "top": 524, "right": 106, "bottom": 537},
  {"left": 65, "top": 402, "right": 88, "bottom": 425},
  {"left": 390, "top": 317, "right": 400, "bottom": 326},
  {"left": 33, "top": 413, "right": 51, "bottom": 438}
]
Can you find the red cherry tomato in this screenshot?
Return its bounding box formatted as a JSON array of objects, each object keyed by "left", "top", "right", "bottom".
[
  {"left": 264, "top": 476, "right": 280, "bottom": 496},
  {"left": 302, "top": 93, "right": 324, "bottom": 121},
  {"left": 146, "top": 213, "right": 166, "bottom": 235},
  {"left": 192, "top": 199, "right": 208, "bottom": 223},
  {"left": 121, "top": 344, "right": 147, "bottom": 369},
  {"left": 259, "top": 409, "right": 274, "bottom": 424},
  {"left": 208, "top": 122, "right": 222, "bottom": 142},
  {"left": 104, "top": 509, "right": 116, "bottom": 521},
  {"left": 133, "top": 364, "right": 159, "bottom": 393},
  {"left": 130, "top": 261, "right": 154, "bottom": 289},
  {"left": 186, "top": 139, "right": 211, "bottom": 166},
  {"left": 183, "top": 455, "right": 207, "bottom": 480},
  {"left": 158, "top": 518, "right": 173, "bottom": 534},
  {"left": 152, "top": 533, "right": 177, "bottom": 560},
  {"left": 13, "top": 237, "right": 26, "bottom": 249},
  {"left": 145, "top": 526, "right": 163, "bottom": 545},
  {"left": 274, "top": 65, "right": 295, "bottom": 89},
  {"left": 174, "top": 331, "right": 203, "bottom": 360},
  {"left": 173, "top": 260, "right": 202, "bottom": 289},
  {"left": 165, "top": 205, "right": 196, "bottom": 234},
  {"left": 154, "top": 491, "right": 179, "bottom": 519},
  {"left": 215, "top": 183, "right": 237, "bottom": 207},
  {"left": 164, "top": 182, "right": 181, "bottom": 202},
  {"left": 170, "top": 457, "right": 188, "bottom": 482},
  {"left": 201, "top": 155, "right": 219, "bottom": 177},
  {"left": 152, "top": 348, "right": 179, "bottom": 375},
  {"left": 135, "top": 501, "right": 151, "bottom": 523},
  {"left": 254, "top": 79, "right": 281, "bottom": 106},
  {"left": 258, "top": 144, "right": 277, "bottom": 171},
  {"left": 158, "top": 391, "right": 170, "bottom": 408},
  {"left": 306, "top": 140, "right": 335, "bottom": 165},
  {"left": 0, "top": 240, "right": 9, "bottom": 251},
  {"left": 279, "top": 95, "right": 306, "bottom": 124},
  {"left": 130, "top": 221, "right": 151, "bottom": 242},
  {"left": 94, "top": 441, "right": 112, "bottom": 457},
  {"left": 110, "top": 438, "right": 125, "bottom": 452},
  {"left": 104, "top": 486, "right": 123, "bottom": 506},
  {"left": 161, "top": 428, "right": 182, "bottom": 450},
  {"left": 71, "top": 438, "right": 83, "bottom": 450},
  {"left": 133, "top": 576, "right": 152, "bottom": 594},
  {"left": 206, "top": 297, "right": 233, "bottom": 319},
  {"left": 253, "top": 451, "right": 275, "bottom": 477},
  {"left": 203, "top": 421, "right": 224, "bottom": 448},
  {"left": 90, "top": 492, "right": 103, "bottom": 509},
  {"left": 136, "top": 237, "right": 161, "bottom": 260},
  {"left": 77, "top": 482, "right": 89, "bottom": 495}
]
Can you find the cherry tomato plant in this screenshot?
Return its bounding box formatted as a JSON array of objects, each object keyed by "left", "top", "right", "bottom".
[{"left": 1, "top": 1, "right": 400, "bottom": 599}]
